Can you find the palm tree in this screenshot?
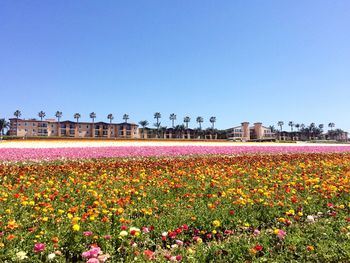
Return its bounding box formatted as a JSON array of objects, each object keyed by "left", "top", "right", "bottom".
[
  {"left": 74, "top": 113, "right": 81, "bottom": 123},
  {"left": 328, "top": 122, "right": 335, "bottom": 131},
  {"left": 107, "top": 114, "right": 114, "bottom": 124},
  {"left": 319, "top": 124, "right": 324, "bottom": 130},
  {"left": 138, "top": 120, "right": 149, "bottom": 139},
  {"left": 55, "top": 111, "right": 62, "bottom": 122},
  {"left": 106, "top": 114, "right": 114, "bottom": 138},
  {"left": 288, "top": 121, "right": 294, "bottom": 132},
  {"left": 90, "top": 112, "right": 96, "bottom": 137},
  {"left": 74, "top": 113, "right": 81, "bottom": 138},
  {"left": 209, "top": 116, "right": 216, "bottom": 129},
  {"left": 38, "top": 111, "right": 46, "bottom": 136},
  {"left": 123, "top": 114, "right": 129, "bottom": 123},
  {"left": 196, "top": 116, "right": 204, "bottom": 130},
  {"left": 38, "top": 111, "right": 46, "bottom": 121},
  {"left": 277, "top": 121, "right": 284, "bottom": 132},
  {"left": 184, "top": 116, "right": 191, "bottom": 129},
  {"left": 14, "top": 110, "right": 21, "bottom": 136},
  {"left": 153, "top": 112, "right": 161, "bottom": 138},
  {"left": 0, "top": 119, "right": 10, "bottom": 137},
  {"left": 169, "top": 113, "right": 176, "bottom": 128},
  {"left": 295, "top": 123, "right": 300, "bottom": 131},
  {"left": 55, "top": 111, "right": 63, "bottom": 136}
]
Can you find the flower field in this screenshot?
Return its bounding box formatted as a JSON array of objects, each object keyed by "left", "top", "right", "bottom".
[
  {"left": 1, "top": 145, "right": 350, "bottom": 161},
  {"left": 1, "top": 147, "right": 350, "bottom": 262}
]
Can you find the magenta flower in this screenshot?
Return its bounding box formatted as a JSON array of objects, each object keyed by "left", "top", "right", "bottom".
[
  {"left": 34, "top": 243, "right": 45, "bottom": 253},
  {"left": 87, "top": 258, "right": 100, "bottom": 263}
]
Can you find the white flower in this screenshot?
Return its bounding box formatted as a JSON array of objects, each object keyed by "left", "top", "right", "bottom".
[
  {"left": 119, "top": 230, "right": 128, "bottom": 237},
  {"left": 48, "top": 253, "right": 56, "bottom": 260},
  {"left": 162, "top": 232, "right": 168, "bottom": 237},
  {"left": 306, "top": 215, "right": 315, "bottom": 223},
  {"left": 16, "top": 251, "right": 28, "bottom": 260}
]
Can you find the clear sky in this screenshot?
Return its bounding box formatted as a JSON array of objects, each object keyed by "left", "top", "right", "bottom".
[{"left": 1, "top": 0, "right": 349, "bottom": 131}]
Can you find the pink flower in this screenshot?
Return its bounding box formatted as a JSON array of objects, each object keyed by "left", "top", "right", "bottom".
[
  {"left": 175, "top": 240, "right": 183, "bottom": 246},
  {"left": 104, "top": 235, "right": 111, "bottom": 240},
  {"left": 176, "top": 255, "right": 183, "bottom": 261},
  {"left": 253, "top": 229, "right": 260, "bottom": 236},
  {"left": 87, "top": 258, "right": 100, "bottom": 263},
  {"left": 142, "top": 227, "right": 150, "bottom": 233},
  {"left": 277, "top": 229, "right": 287, "bottom": 239},
  {"left": 82, "top": 251, "right": 91, "bottom": 258},
  {"left": 89, "top": 247, "right": 101, "bottom": 258},
  {"left": 34, "top": 243, "right": 45, "bottom": 253},
  {"left": 83, "top": 231, "right": 93, "bottom": 236}
]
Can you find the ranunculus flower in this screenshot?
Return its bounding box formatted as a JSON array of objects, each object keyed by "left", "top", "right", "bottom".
[
  {"left": 16, "top": 251, "right": 28, "bottom": 260},
  {"left": 34, "top": 243, "right": 45, "bottom": 253},
  {"left": 119, "top": 230, "right": 128, "bottom": 237},
  {"left": 143, "top": 249, "right": 155, "bottom": 260},
  {"left": 83, "top": 231, "right": 93, "bottom": 236}
]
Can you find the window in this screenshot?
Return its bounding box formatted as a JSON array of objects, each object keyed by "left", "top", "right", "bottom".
[
  {"left": 86, "top": 125, "right": 89, "bottom": 128},
  {"left": 51, "top": 124, "right": 54, "bottom": 128},
  {"left": 25, "top": 122, "right": 27, "bottom": 126},
  {"left": 79, "top": 125, "right": 81, "bottom": 128},
  {"left": 33, "top": 123, "right": 36, "bottom": 126},
  {"left": 25, "top": 129, "right": 28, "bottom": 132},
  {"left": 33, "top": 129, "right": 36, "bottom": 132}
]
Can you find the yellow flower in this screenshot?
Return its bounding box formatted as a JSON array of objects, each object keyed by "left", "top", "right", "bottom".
[
  {"left": 212, "top": 220, "right": 221, "bottom": 228},
  {"left": 58, "top": 209, "right": 65, "bottom": 214},
  {"left": 72, "top": 224, "right": 80, "bottom": 231}
]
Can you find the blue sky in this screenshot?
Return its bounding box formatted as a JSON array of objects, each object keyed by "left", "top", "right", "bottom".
[{"left": 1, "top": 1, "right": 349, "bottom": 131}]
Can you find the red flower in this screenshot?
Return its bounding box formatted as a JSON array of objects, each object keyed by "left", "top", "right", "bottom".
[{"left": 254, "top": 244, "right": 263, "bottom": 251}]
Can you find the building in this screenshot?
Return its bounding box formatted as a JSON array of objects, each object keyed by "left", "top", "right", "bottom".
[
  {"left": 9, "top": 118, "right": 139, "bottom": 139},
  {"left": 227, "top": 122, "right": 275, "bottom": 141}
]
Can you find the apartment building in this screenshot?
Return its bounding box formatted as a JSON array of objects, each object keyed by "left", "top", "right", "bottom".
[
  {"left": 9, "top": 118, "right": 139, "bottom": 139},
  {"left": 227, "top": 122, "right": 275, "bottom": 141}
]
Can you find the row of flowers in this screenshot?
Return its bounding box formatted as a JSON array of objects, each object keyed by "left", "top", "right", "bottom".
[{"left": 0, "top": 145, "right": 350, "bottom": 161}]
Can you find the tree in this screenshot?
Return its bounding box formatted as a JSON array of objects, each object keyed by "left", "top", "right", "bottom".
[
  {"left": 154, "top": 112, "right": 161, "bottom": 138},
  {"left": 90, "top": 112, "right": 96, "bottom": 137},
  {"left": 169, "top": 113, "right": 176, "bottom": 128},
  {"left": 295, "top": 123, "right": 300, "bottom": 131},
  {"left": 55, "top": 111, "right": 63, "bottom": 137},
  {"left": 123, "top": 114, "right": 129, "bottom": 123},
  {"left": 268, "top": 125, "right": 276, "bottom": 133},
  {"left": 74, "top": 113, "right": 81, "bottom": 123},
  {"left": 288, "top": 121, "right": 294, "bottom": 132},
  {"left": 184, "top": 116, "right": 191, "bottom": 129},
  {"left": 74, "top": 113, "right": 81, "bottom": 138},
  {"left": 0, "top": 119, "right": 10, "bottom": 137},
  {"left": 55, "top": 111, "right": 63, "bottom": 122},
  {"left": 328, "top": 122, "right": 335, "bottom": 131},
  {"left": 107, "top": 114, "right": 114, "bottom": 124},
  {"left": 277, "top": 121, "right": 284, "bottom": 132},
  {"left": 209, "top": 116, "right": 216, "bottom": 129},
  {"left": 14, "top": 110, "right": 21, "bottom": 136},
  {"left": 38, "top": 111, "right": 46, "bottom": 121},
  {"left": 196, "top": 116, "right": 204, "bottom": 130},
  {"left": 138, "top": 120, "right": 149, "bottom": 139}
]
